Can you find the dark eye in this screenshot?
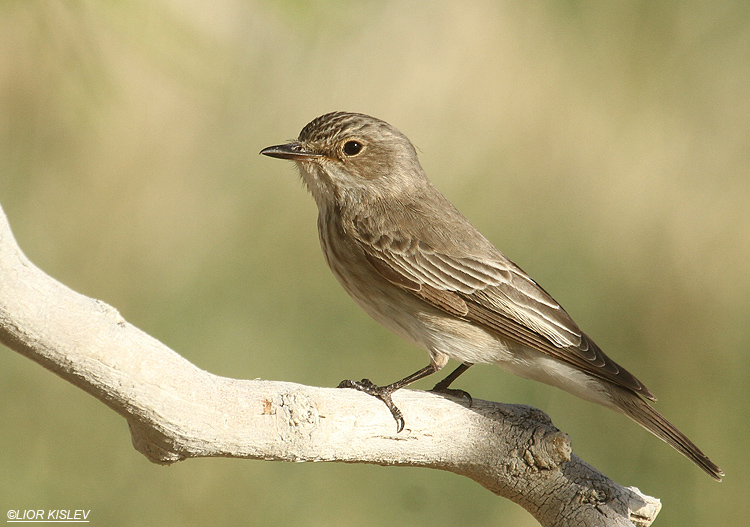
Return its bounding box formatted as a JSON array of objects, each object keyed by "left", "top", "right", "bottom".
[{"left": 342, "top": 140, "right": 363, "bottom": 156}]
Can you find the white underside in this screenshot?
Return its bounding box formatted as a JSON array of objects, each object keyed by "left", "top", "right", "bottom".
[{"left": 417, "top": 313, "right": 614, "bottom": 408}]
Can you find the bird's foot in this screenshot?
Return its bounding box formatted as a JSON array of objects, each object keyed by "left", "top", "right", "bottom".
[
  {"left": 337, "top": 378, "right": 405, "bottom": 432},
  {"left": 430, "top": 384, "right": 473, "bottom": 407}
]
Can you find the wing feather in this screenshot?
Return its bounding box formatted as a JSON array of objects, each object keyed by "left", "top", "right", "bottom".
[{"left": 358, "top": 234, "right": 654, "bottom": 400}]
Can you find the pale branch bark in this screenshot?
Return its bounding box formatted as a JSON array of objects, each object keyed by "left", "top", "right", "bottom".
[{"left": 0, "top": 203, "right": 660, "bottom": 527}]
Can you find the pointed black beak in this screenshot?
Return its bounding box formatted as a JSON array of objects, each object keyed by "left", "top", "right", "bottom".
[{"left": 260, "top": 142, "right": 321, "bottom": 160}]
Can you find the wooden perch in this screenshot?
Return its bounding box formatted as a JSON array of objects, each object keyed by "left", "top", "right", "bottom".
[{"left": 0, "top": 204, "right": 660, "bottom": 527}]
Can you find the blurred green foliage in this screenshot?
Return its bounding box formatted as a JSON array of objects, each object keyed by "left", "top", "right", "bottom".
[{"left": 1, "top": 1, "right": 748, "bottom": 526}]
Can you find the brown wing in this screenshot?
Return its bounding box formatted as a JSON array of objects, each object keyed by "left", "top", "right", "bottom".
[{"left": 361, "top": 237, "right": 655, "bottom": 400}]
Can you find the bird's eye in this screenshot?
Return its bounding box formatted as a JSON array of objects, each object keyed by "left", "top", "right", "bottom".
[{"left": 342, "top": 140, "right": 363, "bottom": 156}]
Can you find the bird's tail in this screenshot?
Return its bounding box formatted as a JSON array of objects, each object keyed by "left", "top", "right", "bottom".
[{"left": 607, "top": 385, "right": 724, "bottom": 481}]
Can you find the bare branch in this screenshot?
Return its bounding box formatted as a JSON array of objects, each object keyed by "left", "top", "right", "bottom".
[{"left": 0, "top": 204, "right": 660, "bottom": 527}]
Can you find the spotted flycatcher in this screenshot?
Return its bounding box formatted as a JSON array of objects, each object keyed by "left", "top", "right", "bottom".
[{"left": 260, "top": 111, "right": 722, "bottom": 480}]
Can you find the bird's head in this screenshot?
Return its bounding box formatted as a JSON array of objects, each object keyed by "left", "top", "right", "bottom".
[{"left": 261, "top": 112, "right": 428, "bottom": 211}]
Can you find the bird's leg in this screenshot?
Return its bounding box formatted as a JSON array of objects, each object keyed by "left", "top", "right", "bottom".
[
  {"left": 337, "top": 364, "right": 438, "bottom": 432},
  {"left": 430, "top": 362, "right": 473, "bottom": 406}
]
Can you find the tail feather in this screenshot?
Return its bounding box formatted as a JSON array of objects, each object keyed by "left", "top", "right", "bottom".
[{"left": 609, "top": 386, "right": 724, "bottom": 481}]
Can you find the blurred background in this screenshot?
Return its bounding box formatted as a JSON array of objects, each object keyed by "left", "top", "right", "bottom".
[{"left": 1, "top": 1, "right": 748, "bottom": 525}]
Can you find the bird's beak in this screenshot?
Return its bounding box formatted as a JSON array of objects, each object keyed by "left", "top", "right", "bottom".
[{"left": 260, "top": 142, "right": 322, "bottom": 161}]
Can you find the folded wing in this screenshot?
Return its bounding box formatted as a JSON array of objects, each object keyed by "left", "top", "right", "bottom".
[{"left": 360, "top": 234, "right": 655, "bottom": 400}]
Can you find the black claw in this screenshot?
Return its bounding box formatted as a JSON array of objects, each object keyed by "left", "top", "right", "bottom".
[
  {"left": 337, "top": 378, "right": 407, "bottom": 432},
  {"left": 380, "top": 392, "right": 405, "bottom": 432},
  {"left": 394, "top": 414, "right": 405, "bottom": 433},
  {"left": 431, "top": 386, "right": 473, "bottom": 407}
]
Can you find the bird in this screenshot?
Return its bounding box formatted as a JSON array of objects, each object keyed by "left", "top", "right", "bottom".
[{"left": 260, "top": 111, "right": 723, "bottom": 481}]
